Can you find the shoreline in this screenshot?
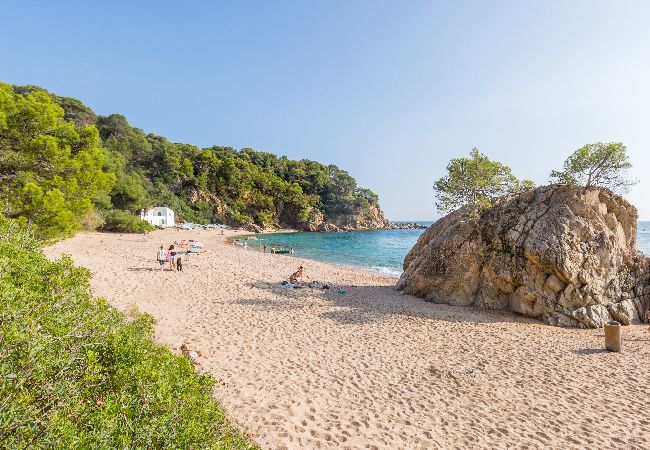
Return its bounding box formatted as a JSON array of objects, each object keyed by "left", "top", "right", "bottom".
[
  {"left": 44, "top": 228, "right": 650, "bottom": 449},
  {"left": 232, "top": 231, "right": 403, "bottom": 279}
]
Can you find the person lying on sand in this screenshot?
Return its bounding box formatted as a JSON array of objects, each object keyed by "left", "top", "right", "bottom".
[{"left": 289, "top": 266, "right": 309, "bottom": 285}]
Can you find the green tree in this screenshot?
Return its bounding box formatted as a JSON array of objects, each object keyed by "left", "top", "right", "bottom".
[
  {"left": 550, "top": 142, "right": 636, "bottom": 193},
  {"left": 434, "top": 148, "right": 533, "bottom": 212},
  {"left": 0, "top": 83, "right": 114, "bottom": 240}
]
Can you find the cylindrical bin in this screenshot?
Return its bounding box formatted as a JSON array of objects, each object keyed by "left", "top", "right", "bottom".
[{"left": 604, "top": 321, "right": 622, "bottom": 352}]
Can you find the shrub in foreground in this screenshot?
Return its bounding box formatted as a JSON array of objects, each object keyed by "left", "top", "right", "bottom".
[{"left": 0, "top": 218, "right": 256, "bottom": 449}]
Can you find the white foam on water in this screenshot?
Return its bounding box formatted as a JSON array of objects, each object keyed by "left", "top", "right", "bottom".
[{"left": 370, "top": 266, "right": 402, "bottom": 277}]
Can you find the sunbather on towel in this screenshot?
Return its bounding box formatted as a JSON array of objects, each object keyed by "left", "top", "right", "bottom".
[{"left": 289, "top": 266, "right": 308, "bottom": 284}]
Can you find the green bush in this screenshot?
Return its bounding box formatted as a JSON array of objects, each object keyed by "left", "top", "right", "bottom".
[
  {"left": 101, "top": 210, "right": 155, "bottom": 233},
  {"left": 229, "top": 213, "right": 253, "bottom": 226},
  {"left": 0, "top": 217, "right": 256, "bottom": 449},
  {"left": 254, "top": 211, "right": 274, "bottom": 226}
]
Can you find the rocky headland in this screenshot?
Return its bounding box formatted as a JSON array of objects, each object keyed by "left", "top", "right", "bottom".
[
  {"left": 397, "top": 185, "right": 650, "bottom": 328},
  {"left": 304, "top": 204, "right": 390, "bottom": 232}
]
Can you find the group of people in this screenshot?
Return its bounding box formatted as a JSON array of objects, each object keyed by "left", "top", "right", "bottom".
[
  {"left": 157, "top": 245, "right": 183, "bottom": 271},
  {"left": 234, "top": 239, "right": 294, "bottom": 254},
  {"left": 155, "top": 240, "right": 206, "bottom": 272},
  {"left": 260, "top": 242, "right": 294, "bottom": 254}
]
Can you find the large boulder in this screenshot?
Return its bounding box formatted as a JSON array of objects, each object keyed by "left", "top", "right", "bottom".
[{"left": 396, "top": 185, "right": 650, "bottom": 328}]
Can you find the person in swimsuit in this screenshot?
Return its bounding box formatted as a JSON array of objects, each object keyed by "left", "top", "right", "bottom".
[{"left": 289, "top": 266, "right": 308, "bottom": 284}]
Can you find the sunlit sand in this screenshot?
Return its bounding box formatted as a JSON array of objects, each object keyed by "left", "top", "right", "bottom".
[{"left": 46, "top": 229, "right": 650, "bottom": 449}]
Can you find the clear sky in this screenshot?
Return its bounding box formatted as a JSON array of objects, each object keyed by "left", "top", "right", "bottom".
[{"left": 2, "top": 0, "right": 649, "bottom": 220}]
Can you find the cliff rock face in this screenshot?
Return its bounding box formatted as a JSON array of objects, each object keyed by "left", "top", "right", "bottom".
[
  {"left": 325, "top": 205, "right": 390, "bottom": 231},
  {"left": 301, "top": 205, "right": 389, "bottom": 232},
  {"left": 396, "top": 185, "right": 649, "bottom": 328}
]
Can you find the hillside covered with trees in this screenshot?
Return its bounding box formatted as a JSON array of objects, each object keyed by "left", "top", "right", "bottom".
[{"left": 0, "top": 82, "right": 387, "bottom": 240}]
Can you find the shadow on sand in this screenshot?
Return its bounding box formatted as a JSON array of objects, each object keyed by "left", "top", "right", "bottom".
[
  {"left": 571, "top": 348, "right": 609, "bottom": 355},
  {"left": 127, "top": 267, "right": 159, "bottom": 272},
  {"left": 235, "top": 280, "right": 541, "bottom": 327}
]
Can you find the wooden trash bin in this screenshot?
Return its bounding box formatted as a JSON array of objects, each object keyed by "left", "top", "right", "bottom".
[{"left": 604, "top": 321, "right": 622, "bottom": 352}]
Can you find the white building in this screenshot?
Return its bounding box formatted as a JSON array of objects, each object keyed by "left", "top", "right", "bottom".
[{"left": 140, "top": 207, "right": 175, "bottom": 227}]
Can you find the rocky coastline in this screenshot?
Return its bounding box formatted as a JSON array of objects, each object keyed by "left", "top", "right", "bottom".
[{"left": 241, "top": 220, "right": 428, "bottom": 234}]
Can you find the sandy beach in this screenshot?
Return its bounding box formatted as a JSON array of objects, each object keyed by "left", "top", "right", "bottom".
[{"left": 45, "top": 229, "right": 650, "bottom": 450}]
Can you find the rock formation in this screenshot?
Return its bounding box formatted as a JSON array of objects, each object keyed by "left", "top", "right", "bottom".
[
  {"left": 304, "top": 204, "right": 390, "bottom": 232},
  {"left": 325, "top": 204, "right": 390, "bottom": 231},
  {"left": 396, "top": 185, "right": 649, "bottom": 328}
]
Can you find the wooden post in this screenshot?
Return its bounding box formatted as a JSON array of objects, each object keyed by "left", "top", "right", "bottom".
[{"left": 604, "top": 321, "right": 622, "bottom": 352}]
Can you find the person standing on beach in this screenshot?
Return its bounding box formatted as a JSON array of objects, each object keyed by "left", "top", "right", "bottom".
[
  {"left": 157, "top": 245, "right": 167, "bottom": 271},
  {"left": 167, "top": 245, "right": 177, "bottom": 271},
  {"left": 176, "top": 253, "right": 183, "bottom": 272},
  {"left": 263, "top": 242, "right": 267, "bottom": 253}
]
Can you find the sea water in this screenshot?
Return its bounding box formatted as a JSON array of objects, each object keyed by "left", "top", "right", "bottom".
[
  {"left": 639, "top": 221, "right": 650, "bottom": 255},
  {"left": 258, "top": 221, "right": 650, "bottom": 277}
]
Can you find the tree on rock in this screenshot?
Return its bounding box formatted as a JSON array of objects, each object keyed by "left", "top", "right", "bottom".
[
  {"left": 433, "top": 148, "right": 533, "bottom": 212},
  {"left": 550, "top": 142, "right": 636, "bottom": 193}
]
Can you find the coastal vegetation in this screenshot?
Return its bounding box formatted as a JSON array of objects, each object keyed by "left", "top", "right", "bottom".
[
  {"left": 433, "top": 148, "right": 533, "bottom": 212},
  {"left": 0, "top": 84, "right": 114, "bottom": 240},
  {"left": 0, "top": 217, "right": 256, "bottom": 448},
  {"left": 0, "top": 82, "right": 382, "bottom": 240},
  {"left": 550, "top": 142, "right": 637, "bottom": 193},
  {"left": 434, "top": 144, "right": 635, "bottom": 213}
]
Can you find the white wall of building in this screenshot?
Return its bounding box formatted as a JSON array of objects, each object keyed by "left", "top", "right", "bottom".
[{"left": 140, "top": 207, "right": 175, "bottom": 227}]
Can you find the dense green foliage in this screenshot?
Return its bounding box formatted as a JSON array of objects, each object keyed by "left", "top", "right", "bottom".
[
  {"left": 101, "top": 209, "right": 155, "bottom": 233},
  {"left": 434, "top": 148, "right": 533, "bottom": 212},
  {"left": 0, "top": 83, "right": 115, "bottom": 240},
  {"left": 0, "top": 217, "right": 256, "bottom": 449},
  {"left": 95, "top": 117, "right": 380, "bottom": 228},
  {"left": 0, "top": 82, "right": 381, "bottom": 240},
  {"left": 550, "top": 142, "right": 636, "bottom": 193}
]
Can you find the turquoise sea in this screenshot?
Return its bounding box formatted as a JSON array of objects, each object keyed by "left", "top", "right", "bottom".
[{"left": 255, "top": 221, "right": 650, "bottom": 277}]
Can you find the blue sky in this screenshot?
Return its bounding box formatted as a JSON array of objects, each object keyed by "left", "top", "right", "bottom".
[{"left": 2, "top": 0, "right": 649, "bottom": 220}]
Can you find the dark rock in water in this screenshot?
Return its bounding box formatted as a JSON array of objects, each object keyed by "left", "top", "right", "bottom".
[
  {"left": 396, "top": 185, "right": 650, "bottom": 328},
  {"left": 386, "top": 222, "right": 428, "bottom": 230}
]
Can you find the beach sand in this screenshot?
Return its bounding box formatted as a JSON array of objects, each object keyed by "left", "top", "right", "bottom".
[{"left": 45, "top": 229, "right": 650, "bottom": 449}]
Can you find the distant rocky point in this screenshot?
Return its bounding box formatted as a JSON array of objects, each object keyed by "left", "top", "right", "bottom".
[
  {"left": 386, "top": 222, "right": 428, "bottom": 230},
  {"left": 240, "top": 217, "right": 428, "bottom": 233},
  {"left": 397, "top": 185, "right": 649, "bottom": 328}
]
